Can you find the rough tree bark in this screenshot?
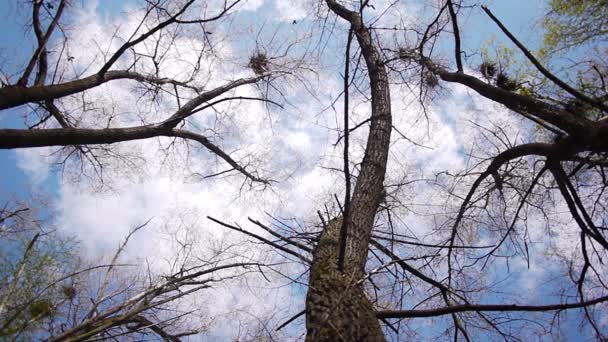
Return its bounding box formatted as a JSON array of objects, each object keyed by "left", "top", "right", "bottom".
[{"left": 305, "top": 1, "right": 392, "bottom": 340}]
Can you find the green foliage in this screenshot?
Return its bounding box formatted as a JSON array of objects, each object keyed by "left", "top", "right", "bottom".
[
  {"left": 538, "top": 0, "right": 608, "bottom": 120},
  {"left": 479, "top": 36, "right": 517, "bottom": 71},
  {"left": 543, "top": 0, "right": 608, "bottom": 52},
  {"left": 478, "top": 37, "right": 536, "bottom": 92},
  {"left": 28, "top": 299, "right": 54, "bottom": 319},
  {"left": 0, "top": 207, "right": 81, "bottom": 340}
]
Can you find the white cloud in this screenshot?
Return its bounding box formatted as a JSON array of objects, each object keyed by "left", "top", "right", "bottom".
[
  {"left": 15, "top": 148, "right": 53, "bottom": 184},
  {"left": 274, "top": 0, "right": 310, "bottom": 22},
  {"left": 238, "top": 0, "right": 266, "bottom": 11}
]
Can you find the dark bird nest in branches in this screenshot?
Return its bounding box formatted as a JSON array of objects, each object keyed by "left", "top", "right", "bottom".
[
  {"left": 495, "top": 72, "right": 519, "bottom": 91},
  {"left": 398, "top": 48, "right": 412, "bottom": 61},
  {"left": 424, "top": 72, "right": 439, "bottom": 88},
  {"left": 480, "top": 61, "right": 497, "bottom": 80},
  {"left": 249, "top": 52, "right": 270, "bottom": 75},
  {"left": 61, "top": 285, "right": 77, "bottom": 300}
]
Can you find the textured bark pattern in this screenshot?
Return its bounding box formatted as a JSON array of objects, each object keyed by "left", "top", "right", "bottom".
[
  {"left": 322, "top": 0, "right": 392, "bottom": 283},
  {"left": 305, "top": 218, "right": 384, "bottom": 342},
  {"left": 305, "top": 2, "right": 393, "bottom": 341}
]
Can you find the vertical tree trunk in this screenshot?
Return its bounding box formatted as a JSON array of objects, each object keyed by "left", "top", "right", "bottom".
[
  {"left": 306, "top": 218, "right": 385, "bottom": 341},
  {"left": 305, "top": 2, "right": 392, "bottom": 341}
]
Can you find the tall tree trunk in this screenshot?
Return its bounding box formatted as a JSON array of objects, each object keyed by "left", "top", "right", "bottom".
[{"left": 305, "top": 1, "right": 392, "bottom": 341}]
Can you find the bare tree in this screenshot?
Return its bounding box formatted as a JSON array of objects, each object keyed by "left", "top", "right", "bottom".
[
  {"left": 0, "top": 0, "right": 299, "bottom": 185},
  {"left": 2, "top": 0, "right": 608, "bottom": 341},
  {"left": 237, "top": 1, "right": 608, "bottom": 340},
  {"left": 299, "top": 0, "right": 607, "bottom": 340}
]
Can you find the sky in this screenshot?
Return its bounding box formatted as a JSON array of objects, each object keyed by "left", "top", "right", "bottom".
[{"left": 1, "top": 0, "right": 605, "bottom": 340}]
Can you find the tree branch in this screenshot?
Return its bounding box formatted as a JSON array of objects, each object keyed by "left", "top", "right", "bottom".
[
  {"left": 447, "top": 0, "right": 463, "bottom": 72},
  {"left": 377, "top": 295, "right": 608, "bottom": 318},
  {"left": 0, "top": 125, "right": 268, "bottom": 183},
  {"left": 18, "top": 0, "right": 66, "bottom": 86},
  {"left": 207, "top": 216, "right": 311, "bottom": 263},
  {"left": 338, "top": 28, "right": 354, "bottom": 272},
  {"left": 414, "top": 53, "right": 594, "bottom": 136},
  {"left": 1, "top": 70, "right": 205, "bottom": 110},
  {"left": 481, "top": 5, "right": 608, "bottom": 113}
]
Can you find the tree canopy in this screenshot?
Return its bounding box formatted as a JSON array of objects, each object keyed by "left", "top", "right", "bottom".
[
  {"left": 1, "top": 0, "right": 607, "bottom": 340},
  {"left": 542, "top": 0, "right": 608, "bottom": 52}
]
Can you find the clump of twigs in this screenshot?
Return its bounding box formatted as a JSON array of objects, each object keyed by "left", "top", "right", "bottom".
[
  {"left": 495, "top": 72, "right": 519, "bottom": 91},
  {"left": 29, "top": 299, "right": 54, "bottom": 318},
  {"left": 480, "top": 61, "right": 497, "bottom": 80},
  {"left": 61, "top": 285, "right": 77, "bottom": 300},
  {"left": 398, "top": 48, "right": 412, "bottom": 61},
  {"left": 424, "top": 72, "right": 439, "bottom": 88},
  {"left": 479, "top": 59, "right": 519, "bottom": 91},
  {"left": 249, "top": 52, "right": 269, "bottom": 75}
]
